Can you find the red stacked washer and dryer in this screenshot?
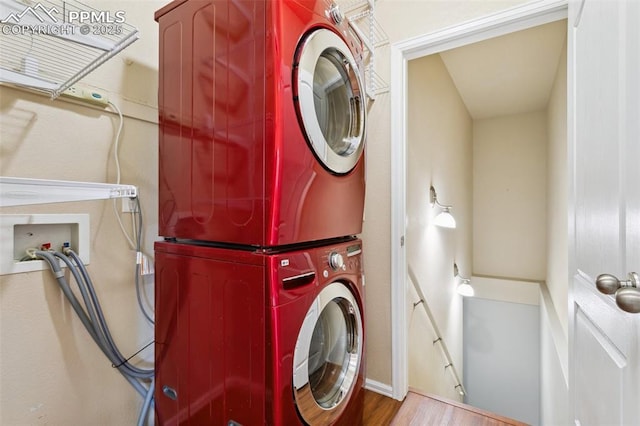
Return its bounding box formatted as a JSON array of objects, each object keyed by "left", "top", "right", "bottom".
[{"left": 154, "top": 0, "right": 367, "bottom": 424}]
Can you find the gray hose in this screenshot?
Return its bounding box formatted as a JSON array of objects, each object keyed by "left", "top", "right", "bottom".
[
  {"left": 35, "top": 197, "right": 155, "bottom": 424},
  {"left": 35, "top": 251, "right": 101, "bottom": 345},
  {"left": 65, "top": 250, "right": 153, "bottom": 379},
  {"left": 135, "top": 263, "right": 154, "bottom": 324},
  {"left": 35, "top": 196, "right": 156, "bottom": 423},
  {"left": 137, "top": 378, "right": 155, "bottom": 426},
  {"left": 35, "top": 251, "right": 154, "bottom": 394},
  {"left": 49, "top": 250, "right": 151, "bottom": 379},
  {"left": 51, "top": 251, "right": 113, "bottom": 358},
  {"left": 133, "top": 196, "right": 155, "bottom": 325}
]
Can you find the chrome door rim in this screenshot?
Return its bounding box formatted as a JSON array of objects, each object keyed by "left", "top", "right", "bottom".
[
  {"left": 294, "top": 28, "right": 366, "bottom": 175},
  {"left": 292, "top": 281, "right": 363, "bottom": 425}
]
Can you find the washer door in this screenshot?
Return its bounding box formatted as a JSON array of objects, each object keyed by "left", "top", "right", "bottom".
[
  {"left": 294, "top": 28, "right": 366, "bottom": 175},
  {"left": 293, "top": 282, "right": 363, "bottom": 425}
]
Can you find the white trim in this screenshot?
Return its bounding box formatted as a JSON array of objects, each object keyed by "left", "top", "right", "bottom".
[
  {"left": 394, "top": 0, "right": 568, "bottom": 61},
  {"left": 390, "top": 43, "right": 408, "bottom": 402},
  {"left": 364, "top": 378, "right": 394, "bottom": 399},
  {"left": 566, "top": 1, "right": 578, "bottom": 422},
  {"left": 389, "top": 0, "right": 568, "bottom": 403}
]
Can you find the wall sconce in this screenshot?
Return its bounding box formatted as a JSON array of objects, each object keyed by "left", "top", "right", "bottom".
[
  {"left": 430, "top": 185, "right": 456, "bottom": 228},
  {"left": 454, "top": 262, "right": 474, "bottom": 297}
]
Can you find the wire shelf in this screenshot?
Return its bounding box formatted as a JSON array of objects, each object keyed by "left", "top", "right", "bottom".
[
  {"left": 338, "top": 0, "right": 388, "bottom": 101},
  {"left": 348, "top": 8, "right": 388, "bottom": 49},
  {"left": 0, "top": 0, "right": 139, "bottom": 98},
  {"left": 365, "top": 67, "right": 388, "bottom": 99},
  {"left": 339, "top": 0, "right": 373, "bottom": 14}
]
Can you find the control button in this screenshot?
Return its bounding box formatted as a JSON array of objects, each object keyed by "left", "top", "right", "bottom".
[
  {"left": 323, "top": 270, "right": 329, "bottom": 278},
  {"left": 327, "top": 3, "right": 343, "bottom": 25},
  {"left": 329, "top": 252, "right": 344, "bottom": 271}
]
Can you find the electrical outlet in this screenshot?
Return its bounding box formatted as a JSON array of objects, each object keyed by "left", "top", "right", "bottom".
[
  {"left": 61, "top": 85, "right": 109, "bottom": 107},
  {"left": 121, "top": 197, "right": 138, "bottom": 213}
]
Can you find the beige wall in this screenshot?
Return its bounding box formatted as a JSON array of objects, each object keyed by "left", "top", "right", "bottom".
[
  {"left": 472, "top": 111, "right": 548, "bottom": 281},
  {"left": 0, "top": 1, "right": 164, "bottom": 424},
  {"left": 364, "top": 0, "right": 532, "bottom": 388},
  {"left": 541, "top": 35, "right": 569, "bottom": 426},
  {"left": 405, "top": 54, "right": 472, "bottom": 401},
  {"left": 546, "top": 40, "right": 568, "bottom": 338}
]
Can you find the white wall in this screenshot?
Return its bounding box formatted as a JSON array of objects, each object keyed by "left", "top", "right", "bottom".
[
  {"left": 462, "top": 276, "right": 542, "bottom": 424},
  {"left": 464, "top": 296, "right": 540, "bottom": 425},
  {"left": 546, "top": 39, "right": 569, "bottom": 338},
  {"left": 540, "top": 286, "right": 569, "bottom": 425},
  {"left": 406, "top": 54, "right": 473, "bottom": 401},
  {"left": 473, "top": 111, "right": 548, "bottom": 281},
  {"left": 0, "top": 2, "right": 164, "bottom": 424}
]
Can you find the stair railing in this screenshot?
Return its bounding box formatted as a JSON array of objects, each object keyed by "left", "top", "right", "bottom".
[{"left": 408, "top": 264, "right": 467, "bottom": 396}]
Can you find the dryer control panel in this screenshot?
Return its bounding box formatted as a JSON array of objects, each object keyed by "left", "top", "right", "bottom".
[
  {"left": 270, "top": 239, "right": 364, "bottom": 307},
  {"left": 318, "top": 242, "right": 363, "bottom": 279}
]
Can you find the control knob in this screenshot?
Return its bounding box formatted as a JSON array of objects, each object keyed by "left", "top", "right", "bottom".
[
  {"left": 327, "top": 3, "right": 344, "bottom": 25},
  {"left": 329, "top": 252, "right": 345, "bottom": 271}
]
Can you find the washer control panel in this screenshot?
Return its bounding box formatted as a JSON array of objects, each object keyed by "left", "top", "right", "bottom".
[{"left": 319, "top": 242, "right": 362, "bottom": 278}]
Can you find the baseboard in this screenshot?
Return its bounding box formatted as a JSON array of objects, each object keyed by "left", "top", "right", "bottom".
[{"left": 364, "top": 378, "right": 394, "bottom": 398}]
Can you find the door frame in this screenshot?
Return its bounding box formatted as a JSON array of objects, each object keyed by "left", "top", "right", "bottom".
[{"left": 389, "top": 0, "right": 569, "bottom": 400}]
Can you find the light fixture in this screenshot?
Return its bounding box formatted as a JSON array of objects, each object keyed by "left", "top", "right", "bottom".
[
  {"left": 457, "top": 278, "right": 475, "bottom": 297},
  {"left": 430, "top": 185, "right": 456, "bottom": 228},
  {"left": 454, "top": 263, "right": 474, "bottom": 297}
]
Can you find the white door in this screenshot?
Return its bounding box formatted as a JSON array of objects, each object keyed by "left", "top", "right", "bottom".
[{"left": 570, "top": 0, "right": 640, "bottom": 424}]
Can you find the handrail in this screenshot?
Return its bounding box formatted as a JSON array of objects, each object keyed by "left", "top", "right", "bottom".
[{"left": 408, "top": 265, "right": 467, "bottom": 396}]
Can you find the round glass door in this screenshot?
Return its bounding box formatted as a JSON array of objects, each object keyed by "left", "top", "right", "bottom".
[
  {"left": 294, "top": 29, "right": 366, "bottom": 174},
  {"left": 293, "top": 282, "right": 363, "bottom": 425}
]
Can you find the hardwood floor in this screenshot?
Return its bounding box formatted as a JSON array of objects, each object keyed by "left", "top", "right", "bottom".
[
  {"left": 363, "top": 389, "right": 403, "bottom": 425},
  {"left": 363, "top": 390, "right": 528, "bottom": 426}
]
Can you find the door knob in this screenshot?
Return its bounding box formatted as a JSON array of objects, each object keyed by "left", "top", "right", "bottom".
[
  {"left": 595, "top": 272, "right": 640, "bottom": 314},
  {"left": 615, "top": 287, "right": 640, "bottom": 314},
  {"left": 596, "top": 272, "right": 639, "bottom": 293}
]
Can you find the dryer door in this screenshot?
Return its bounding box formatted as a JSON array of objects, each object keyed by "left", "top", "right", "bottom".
[
  {"left": 294, "top": 28, "right": 366, "bottom": 175},
  {"left": 293, "top": 281, "right": 363, "bottom": 424}
]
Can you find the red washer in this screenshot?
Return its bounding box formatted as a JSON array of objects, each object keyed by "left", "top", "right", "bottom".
[
  {"left": 155, "top": 0, "right": 367, "bottom": 247},
  {"left": 154, "top": 239, "right": 366, "bottom": 425}
]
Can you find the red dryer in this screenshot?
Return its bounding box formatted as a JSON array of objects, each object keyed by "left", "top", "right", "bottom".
[
  {"left": 154, "top": 239, "right": 366, "bottom": 425},
  {"left": 155, "top": 0, "right": 367, "bottom": 247}
]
